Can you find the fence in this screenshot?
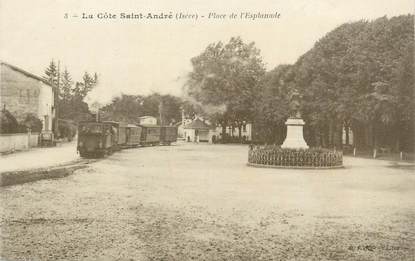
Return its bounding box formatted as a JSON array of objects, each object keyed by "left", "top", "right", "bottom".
[
  {"left": 0, "top": 132, "right": 39, "bottom": 153},
  {"left": 248, "top": 145, "right": 343, "bottom": 168}
]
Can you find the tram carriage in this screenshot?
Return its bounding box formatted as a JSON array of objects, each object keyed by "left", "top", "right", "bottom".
[
  {"left": 77, "top": 120, "right": 178, "bottom": 158},
  {"left": 125, "top": 124, "right": 142, "bottom": 148},
  {"left": 103, "top": 121, "right": 127, "bottom": 150},
  {"left": 160, "top": 126, "right": 178, "bottom": 145},
  {"left": 138, "top": 124, "right": 161, "bottom": 146}
]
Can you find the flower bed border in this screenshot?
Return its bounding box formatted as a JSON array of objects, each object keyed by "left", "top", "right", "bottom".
[
  {"left": 248, "top": 145, "right": 343, "bottom": 169},
  {"left": 247, "top": 162, "right": 344, "bottom": 169}
]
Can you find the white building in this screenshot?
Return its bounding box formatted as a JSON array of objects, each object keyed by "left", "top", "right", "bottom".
[
  {"left": 183, "top": 118, "right": 212, "bottom": 142},
  {"left": 178, "top": 116, "right": 254, "bottom": 143},
  {"left": 177, "top": 118, "right": 192, "bottom": 139},
  {"left": 138, "top": 116, "right": 157, "bottom": 125},
  {"left": 210, "top": 123, "right": 253, "bottom": 142},
  {"left": 0, "top": 62, "right": 55, "bottom": 131}
]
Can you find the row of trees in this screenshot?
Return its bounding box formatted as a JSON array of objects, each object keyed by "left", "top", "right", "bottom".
[
  {"left": 185, "top": 15, "right": 414, "bottom": 151},
  {"left": 43, "top": 60, "right": 99, "bottom": 136},
  {"left": 43, "top": 61, "right": 199, "bottom": 133},
  {"left": 99, "top": 93, "right": 185, "bottom": 125}
]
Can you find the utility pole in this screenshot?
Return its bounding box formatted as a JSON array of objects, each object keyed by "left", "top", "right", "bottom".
[
  {"left": 158, "top": 99, "right": 163, "bottom": 126},
  {"left": 96, "top": 105, "right": 100, "bottom": 122},
  {"left": 181, "top": 106, "right": 185, "bottom": 127},
  {"left": 55, "top": 60, "right": 60, "bottom": 137}
]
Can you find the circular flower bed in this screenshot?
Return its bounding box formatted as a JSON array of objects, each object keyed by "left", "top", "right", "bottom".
[{"left": 248, "top": 145, "right": 343, "bottom": 169}]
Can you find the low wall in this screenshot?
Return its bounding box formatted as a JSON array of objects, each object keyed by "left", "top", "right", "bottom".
[
  {"left": 28, "top": 133, "right": 39, "bottom": 147},
  {"left": 0, "top": 132, "right": 39, "bottom": 153}
]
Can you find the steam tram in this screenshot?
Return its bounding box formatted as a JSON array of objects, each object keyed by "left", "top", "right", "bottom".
[{"left": 77, "top": 121, "right": 178, "bottom": 158}]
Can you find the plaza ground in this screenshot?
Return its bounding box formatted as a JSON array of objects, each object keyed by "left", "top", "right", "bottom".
[{"left": 1, "top": 142, "right": 414, "bottom": 260}]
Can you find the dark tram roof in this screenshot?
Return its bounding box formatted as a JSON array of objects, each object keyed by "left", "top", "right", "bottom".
[{"left": 102, "top": 121, "right": 128, "bottom": 127}]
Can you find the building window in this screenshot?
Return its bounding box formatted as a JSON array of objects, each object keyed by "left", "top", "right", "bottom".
[{"left": 243, "top": 124, "right": 247, "bottom": 132}]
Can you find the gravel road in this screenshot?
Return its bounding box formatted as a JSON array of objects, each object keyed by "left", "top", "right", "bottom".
[{"left": 1, "top": 142, "right": 414, "bottom": 260}]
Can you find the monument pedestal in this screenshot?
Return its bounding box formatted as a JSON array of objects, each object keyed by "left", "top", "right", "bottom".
[{"left": 281, "top": 117, "right": 309, "bottom": 149}]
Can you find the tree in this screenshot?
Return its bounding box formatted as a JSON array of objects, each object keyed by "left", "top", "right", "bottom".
[
  {"left": 42, "top": 61, "right": 100, "bottom": 124},
  {"left": 71, "top": 72, "right": 98, "bottom": 99},
  {"left": 186, "top": 36, "right": 266, "bottom": 137},
  {"left": 1, "top": 109, "right": 19, "bottom": 133},
  {"left": 43, "top": 60, "right": 58, "bottom": 86},
  {"left": 99, "top": 93, "right": 185, "bottom": 126},
  {"left": 159, "top": 95, "right": 182, "bottom": 125},
  {"left": 21, "top": 113, "right": 43, "bottom": 132},
  {"left": 293, "top": 14, "right": 414, "bottom": 150},
  {"left": 73, "top": 81, "right": 84, "bottom": 99},
  {"left": 141, "top": 93, "right": 183, "bottom": 125},
  {"left": 101, "top": 94, "right": 145, "bottom": 123},
  {"left": 83, "top": 72, "right": 95, "bottom": 95},
  {"left": 60, "top": 68, "right": 73, "bottom": 101},
  {"left": 253, "top": 65, "right": 293, "bottom": 143}
]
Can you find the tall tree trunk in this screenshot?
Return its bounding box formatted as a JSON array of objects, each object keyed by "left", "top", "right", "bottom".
[
  {"left": 394, "top": 121, "right": 401, "bottom": 152},
  {"left": 365, "top": 123, "right": 373, "bottom": 148},
  {"left": 372, "top": 121, "right": 377, "bottom": 149},
  {"left": 337, "top": 122, "right": 343, "bottom": 149},
  {"left": 322, "top": 125, "right": 328, "bottom": 148},
  {"left": 328, "top": 121, "right": 334, "bottom": 148},
  {"left": 221, "top": 123, "right": 226, "bottom": 137},
  {"left": 345, "top": 124, "right": 350, "bottom": 146},
  {"left": 351, "top": 125, "right": 357, "bottom": 148}
]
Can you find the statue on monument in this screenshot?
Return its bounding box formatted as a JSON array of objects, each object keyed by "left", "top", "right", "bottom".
[
  {"left": 289, "top": 89, "right": 302, "bottom": 118},
  {"left": 281, "top": 88, "right": 309, "bottom": 149}
]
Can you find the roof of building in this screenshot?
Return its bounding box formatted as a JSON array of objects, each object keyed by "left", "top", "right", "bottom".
[
  {"left": 184, "top": 118, "right": 211, "bottom": 130},
  {"left": 139, "top": 116, "right": 157, "bottom": 119},
  {"left": 1, "top": 61, "right": 54, "bottom": 88},
  {"left": 137, "top": 124, "right": 160, "bottom": 128}
]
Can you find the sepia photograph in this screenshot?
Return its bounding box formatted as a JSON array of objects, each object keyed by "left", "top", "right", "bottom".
[{"left": 0, "top": 0, "right": 414, "bottom": 260}]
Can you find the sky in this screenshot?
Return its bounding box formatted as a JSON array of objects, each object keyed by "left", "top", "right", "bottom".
[{"left": 0, "top": 0, "right": 413, "bottom": 105}]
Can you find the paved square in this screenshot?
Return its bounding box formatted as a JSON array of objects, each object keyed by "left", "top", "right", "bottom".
[{"left": 1, "top": 143, "right": 414, "bottom": 260}]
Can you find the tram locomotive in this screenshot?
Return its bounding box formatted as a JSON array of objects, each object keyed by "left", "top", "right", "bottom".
[
  {"left": 77, "top": 120, "right": 178, "bottom": 158},
  {"left": 77, "top": 121, "right": 116, "bottom": 158}
]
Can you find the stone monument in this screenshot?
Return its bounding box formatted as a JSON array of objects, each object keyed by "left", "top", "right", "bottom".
[{"left": 281, "top": 90, "right": 309, "bottom": 149}]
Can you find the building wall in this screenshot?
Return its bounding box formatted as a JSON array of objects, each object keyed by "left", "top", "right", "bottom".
[
  {"left": 183, "top": 129, "right": 210, "bottom": 142},
  {"left": 38, "top": 83, "right": 54, "bottom": 131},
  {"left": 0, "top": 132, "right": 39, "bottom": 153},
  {"left": 210, "top": 123, "right": 253, "bottom": 141},
  {"left": 0, "top": 64, "right": 54, "bottom": 131},
  {"left": 177, "top": 119, "right": 193, "bottom": 138},
  {"left": 183, "top": 129, "right": 195, "bottom": 142},
  {"left": 179, "top": 117, "right": 253, "bottom": 143}
]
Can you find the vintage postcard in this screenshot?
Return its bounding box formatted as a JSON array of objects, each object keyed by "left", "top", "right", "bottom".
[{"left": 0, "top": 0, "right": 414, "bottom": 260}]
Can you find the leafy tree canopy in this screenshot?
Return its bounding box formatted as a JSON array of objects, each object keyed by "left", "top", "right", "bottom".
[{"left": 186, "top": 36, "right": 266, "bottom": 128}]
